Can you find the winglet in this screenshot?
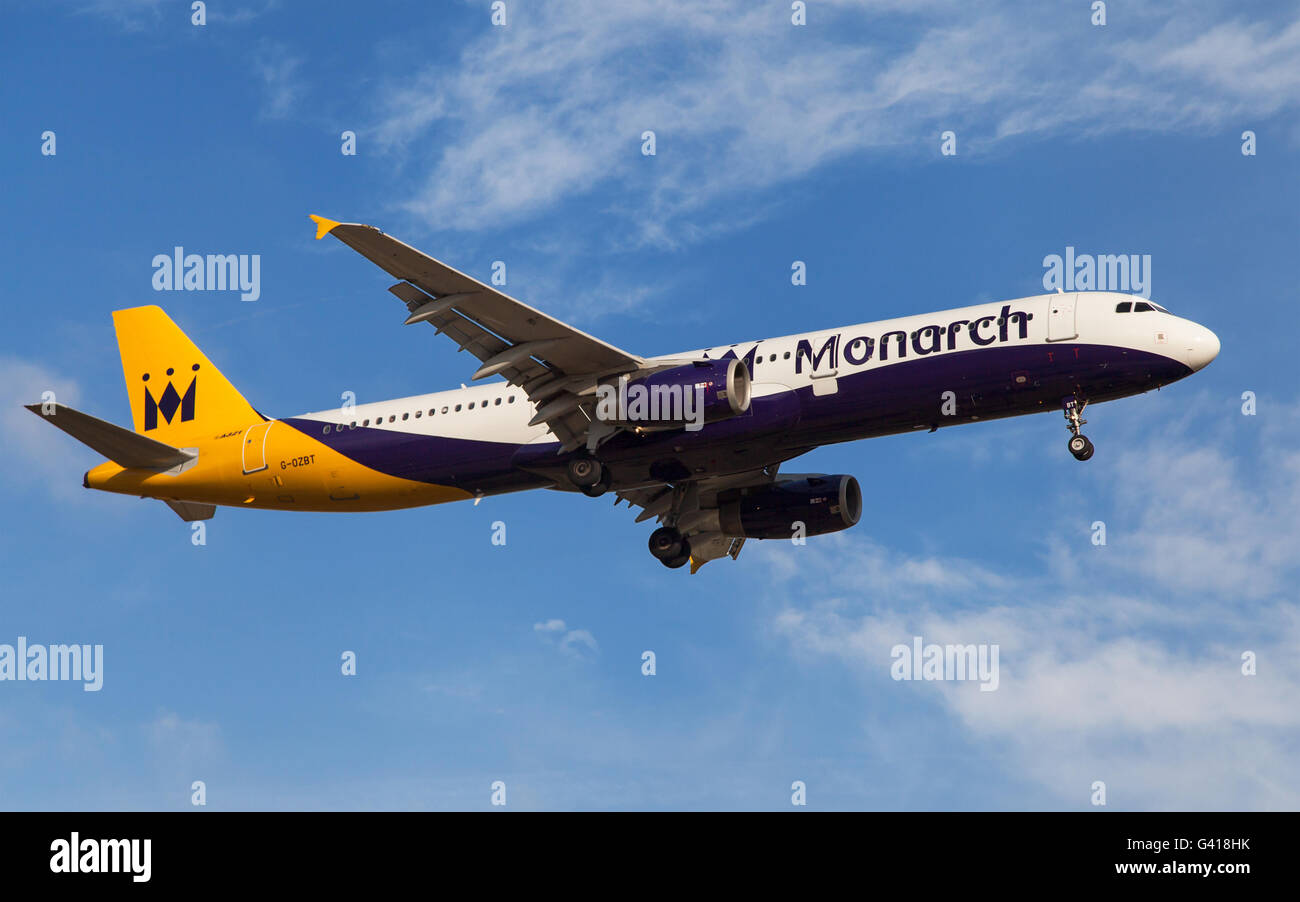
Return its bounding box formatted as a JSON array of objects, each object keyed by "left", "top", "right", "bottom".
[{"left": 309, "top": 214, "right": 341, "bottom": 240}]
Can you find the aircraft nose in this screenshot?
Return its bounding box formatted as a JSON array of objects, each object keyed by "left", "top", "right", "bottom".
[{"left": 1185, "top": 322, "right": 1220, "bottom": 371}]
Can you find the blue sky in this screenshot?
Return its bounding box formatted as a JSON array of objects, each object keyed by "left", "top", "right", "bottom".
[{"left": 1, "top": 0, "right": 1298, "bottom": 810}]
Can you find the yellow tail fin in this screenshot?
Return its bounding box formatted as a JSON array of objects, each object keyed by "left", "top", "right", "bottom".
[{"left": 112, "top": 306, "right": 261, "bottom": 444}]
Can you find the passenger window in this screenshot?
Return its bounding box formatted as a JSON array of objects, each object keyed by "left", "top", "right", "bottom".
[
  {"left": 414, "top": 411, "right": 421, "bottom": 418},
  {"left": 495, "top": 397, "right": 501, "bottom": 405},
  {"left": 455, "top": 404, "right": 462, "bottom": 412},
  {"left": 362, "top": 419, "right": 369, "bottom": 427},
  {"left": 1134, "top": 302, "right": 1153, "bottom": 312},
  {"left": 783, "top": 351, "right": 791, "bottom": 360},
  {"left": 1115, "top": 302, "right": 1132, "bottom": 313},
  {"left": 468, "top": 402, "right": 475, "bottom": 410},
  {"left": 428, "top": 409, "right": 435, "bottom": 416},
  {"left": 769, "top": 354, "right": 776, "bottom": 362},
  {"left": 323, "top": 425, "right": 331, "bottom": 434},
  {"left": 508, "top": 396, "right": 515, "bottom": 403},
  {"left": 350, "top": 421, "right": 356, "bottom": 428},
  {"left": 388, "top": 415, "right": 396, "bottom": 423},
  {"left": 442, "top": 406, "right": 449, "bottom": 414},
  {"left": 402, "top": 413, "right": 409, "bottom": 420}
]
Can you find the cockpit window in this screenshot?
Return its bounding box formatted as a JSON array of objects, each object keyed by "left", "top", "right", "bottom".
[
  {"left": 1150, "top": 302, "right": 1170, "bottom": 313},
  {"left": 1134, "top": 302, "right": 1154, "bottom": 312},
  {"left": 1115, "top": 301, "right": 1132, "bottom": 313}
]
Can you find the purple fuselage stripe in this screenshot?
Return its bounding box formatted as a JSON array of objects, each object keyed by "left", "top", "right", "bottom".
[{"left": 283, "top": 343, "right": 1192, "bottom": 494}]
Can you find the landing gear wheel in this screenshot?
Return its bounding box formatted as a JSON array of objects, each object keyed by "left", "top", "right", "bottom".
[
  {"left": 1062, "top": 395, "right": 1094, "bottom": 461},
  {"left": 661, "top": 539, "right": 692, "bottom": 569},
  {"left": 566, "top": 455, "right": 602, "bottom": 488},
  {"left": 648, "top": 526, "right": 684, "bottom": 562},
  {"left": 581, "top": 469, "right": 613, "bottom": 497}
]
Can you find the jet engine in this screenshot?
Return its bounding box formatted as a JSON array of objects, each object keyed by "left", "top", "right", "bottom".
[
  {"left": 718, "top": 474, "right": 861, "bottom": 539},
  {"left": 598, "top": 359, "right": 750, "bottom": 429}
]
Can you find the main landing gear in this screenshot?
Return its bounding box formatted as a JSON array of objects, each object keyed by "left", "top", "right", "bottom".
[
  {"left": 1063, "top": 396, "right": 1094, "bottom": 461},
  {"left": 648, "top": 526, "right": 691, "bottom": 569},
  {"left": 567, "top": 454, "right": 612, "bottom": 497},
  {"left": 647, "top": 484, "right": 693, "bottom": 568}
]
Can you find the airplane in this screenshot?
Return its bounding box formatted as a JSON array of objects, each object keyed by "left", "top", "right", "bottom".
[{"left": 28, "top": 215, "right": 1221, "bottom": 572}]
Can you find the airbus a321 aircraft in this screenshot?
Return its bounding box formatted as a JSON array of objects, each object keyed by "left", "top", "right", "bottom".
[{"left": 29, "top": 216, "right": 1220, "bottom": 572}]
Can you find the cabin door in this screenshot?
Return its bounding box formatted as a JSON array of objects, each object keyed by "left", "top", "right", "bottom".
[
  {"left": 1046, "top": 293, "right": 1078, "bottom": 342},
  {"left": 242, "top": 421, "right": 273, "bottom": 474}
]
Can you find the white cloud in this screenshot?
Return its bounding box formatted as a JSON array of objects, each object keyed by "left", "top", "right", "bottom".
[
  {"left": 147, "top": 710, "right": 222, "bottom": 762},
  {"left": 764, "top": 400, "right": 1300, "bottom": 809},
  {"left": 73, "top": 0, "right": 165, "bottom": 31},
  {"left": 145, "top": 710, "right": 224, "bottom": 791},
  {"left": 533, "top": 618, "right": 598, "bottom": 658},
  {"left": 1141, "top": 18, "right": 1300, "bottom": 112},
  {"left": 1104, "top": 437, "right": 1300, "bottom": 601},
  {"left": 559, "top": 629, "right": 598, "bottom": 657},
  {"left": 253, "top": 41, "right": 304, "bottom": 120},
  {"left": 371, "top": 1, "right": 1300, "bottom": 244},
  {"left": 74, "top": 0, "right": 277, "bottom": 29},
  {"left": 0, "top": 357, "right": 90, "bottom": 502}
]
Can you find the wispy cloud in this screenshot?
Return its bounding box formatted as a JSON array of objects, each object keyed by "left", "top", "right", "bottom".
[
  {"left": 208, "top": 0, "right": 280, "bottom": 26},
  {"left": 73, "top": 0, "right": 165, "bottom": 31},
  {"left": 253, "top": 40, "right": 304, "bottom": 120},
  {"left": 762, "top": 398, "right": 1300, "bottom": 809},
  {"left": 147, "top": 710, "right": 222, "bottom": 767},
  {"left": 0, "top": 356, "right": 89, "bottom": 503},
  {"left": 74, "top": 0, "right": 278, "bottom": 29},
  {"left": 370, "top": 1, "right": 1300, "bottom": 245},
  {"left": 534, "top": 618, "right": 599, "bottom": 658},
  {"left": 145, "top": 710, "right": 224, "bottom": 801}
]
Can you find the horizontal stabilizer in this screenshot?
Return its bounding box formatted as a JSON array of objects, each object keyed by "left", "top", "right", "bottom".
[
  {"left": 164, "top": 499, "right": 216, "bottom": 521},
  {"left": 25, "top": 403, "right": 195, "bottom": 469}
]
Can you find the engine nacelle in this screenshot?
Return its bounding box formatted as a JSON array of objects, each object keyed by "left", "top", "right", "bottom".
[
  {"left": 718, "top": 474, "right": 862, "bottom": 539},
  {"left": 597, "top": 359, "right": 750, "bottom": 430}
]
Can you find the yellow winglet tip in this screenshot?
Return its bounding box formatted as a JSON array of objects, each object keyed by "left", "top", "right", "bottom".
[
  {"left": 689, "top": 557, "right": 705, "bottom": 575},
  {"left": 309, "top": 214, "right": 341, "bottom": 240}
]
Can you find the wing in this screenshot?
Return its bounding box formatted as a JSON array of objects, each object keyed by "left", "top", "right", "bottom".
[
  {"left": 615, "top": 465, "right": 785, "bottom": 573},
  {"left": 311, "top": 215, "right": 648, "bottom": 452}
]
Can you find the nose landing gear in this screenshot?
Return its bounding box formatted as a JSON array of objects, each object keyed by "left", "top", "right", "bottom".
[{"left": 1063, "top": 396, "right": 1094, "bottom": 461}]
